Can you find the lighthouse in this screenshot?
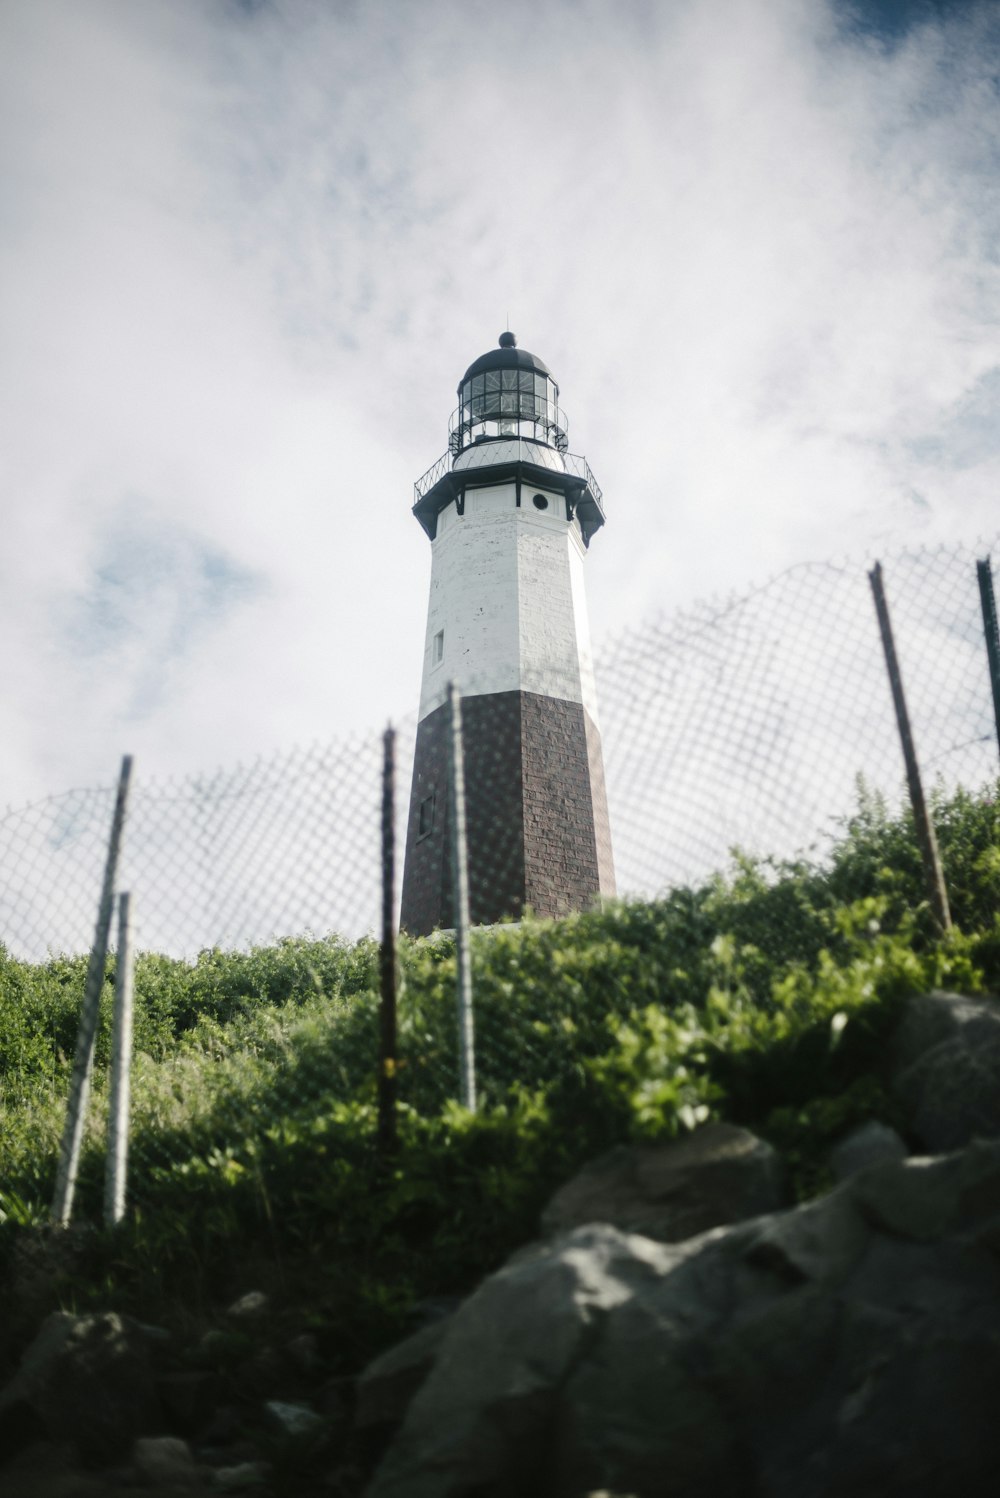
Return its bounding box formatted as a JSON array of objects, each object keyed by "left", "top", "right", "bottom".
[{"left": 400, "top": 333, "right": 615, "bottom": 936}]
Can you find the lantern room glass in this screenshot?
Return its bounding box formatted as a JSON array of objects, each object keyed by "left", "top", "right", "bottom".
[
  {"left": 460, "top": 370, "right": 557, "bottom": 427},
  {"left": 452, "top": 368, "right": 565, "bottom": 456}
]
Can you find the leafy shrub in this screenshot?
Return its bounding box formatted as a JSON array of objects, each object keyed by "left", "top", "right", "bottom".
[{"left": 0, "top": 779, "right": 996, "bottom": 1372}]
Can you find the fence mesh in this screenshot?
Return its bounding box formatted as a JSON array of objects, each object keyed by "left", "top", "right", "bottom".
[
  {"left": 1, "top": 535, "right": 999, "bottom": 1219},
  {"left": 1, "top": 732, "right": 388, "bottom": 963},
  {"left": 597, "top": 542, "right": 998, "bottom": 900},
  {"left": 5, "top": 536, "right": 997, "bottom": 964}
]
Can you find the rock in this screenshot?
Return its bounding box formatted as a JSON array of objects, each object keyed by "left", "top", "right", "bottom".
[
  {"left": 284, "top": 1332, "right": 321, "bottom": 1374},
  {"left": 355, "top": 1317, "right": 452, "bottom": 1435},
  {"left": 133, "top": 1322, "right": 173, "bottom": 1349},
  {"left": 409, "top": 1294, "right": 464, "bottom": 1325},
  {"left": 240, "top": 1346, "right": 283, "bottom": 1394},
  {"left": 132, "top": 1434, "right": 199, "bottom": 1487},
  {"left": 829, "top": 1120, "right": 908, "bottom": 1181},
  {"left": 890, "top": 990, "right": 1000, "bottom": 1071},
  {"left": 197, "top": 1442, "right": 259, "bottom": 1470},
  {"left": 891, "top": 990, "right": 1000, "bottom": 1150},
  {"left": 211, "top": 1462, "right": 270, "bottom": 1492},
  {"left": 0, "top": 1312, "right": 161, "bottom": 1465},
  {"left": 263, "top": 1400, "right": 323, "bottom": 1437},
  {"left": 224, "top": 1292, "right": 269, "bottom": 1322},
  {"left": 540, "top": 1123, "right": 786, "bottom": 1242},
  {"left": 368, "top": 1139, "right": 1000, "bottom": 1497}
]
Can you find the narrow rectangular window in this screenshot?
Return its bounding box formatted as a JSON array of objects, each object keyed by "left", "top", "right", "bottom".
[
  {"left": 418, "top": 791, "right": 436, "bottom": 840},
  {"left": 433, "top": 629, "right": 444, "bottom": 665}
]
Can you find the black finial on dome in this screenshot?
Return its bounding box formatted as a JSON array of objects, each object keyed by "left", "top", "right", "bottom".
[{"left": 498, "top": 331, "right": 517, "bottom": 349}]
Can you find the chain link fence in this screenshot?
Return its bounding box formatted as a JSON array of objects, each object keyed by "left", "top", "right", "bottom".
[
  {"left": 0, "top": 732, "right": 390, "bottom": 963},
  {"left": 4, "top": 537, "right": 998, "bottom": 966},
  {"left": 598, "top": 540, "right": 999, "bottom": 898},
  {"left": 2, "top": 535, "right": 999, "bottom": 1220}
]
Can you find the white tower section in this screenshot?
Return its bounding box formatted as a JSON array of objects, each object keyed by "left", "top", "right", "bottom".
[{"left": 417, "top": 473, "right": 601, "bottom": 725}]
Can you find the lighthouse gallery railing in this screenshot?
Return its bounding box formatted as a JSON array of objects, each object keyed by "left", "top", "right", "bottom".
[{"left": 413, "top": 448, "right": 604, "bottom": 510}]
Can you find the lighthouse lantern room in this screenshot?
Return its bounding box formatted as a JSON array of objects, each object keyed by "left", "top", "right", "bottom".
[{"left": 400, "top": 333, "right": 615, "bottom": 936}]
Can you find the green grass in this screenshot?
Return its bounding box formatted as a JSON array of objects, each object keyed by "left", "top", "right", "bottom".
[{"left": 1, "top": 779, "right": 998, "bottom": 1375}]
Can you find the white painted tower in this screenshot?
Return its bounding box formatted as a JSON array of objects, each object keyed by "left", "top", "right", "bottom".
[{"left": 400, "top": 333, "right": 614, "bottom": 935}]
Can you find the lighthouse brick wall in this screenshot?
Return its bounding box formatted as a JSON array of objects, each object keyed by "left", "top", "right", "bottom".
[
  {"left": 400, "top": 690, "right": 612, "bottom": 936},
  {"left": 520, "top": 692, "right": 610, "bottom": 915}
]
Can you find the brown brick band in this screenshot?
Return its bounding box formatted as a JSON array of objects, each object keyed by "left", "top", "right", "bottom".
[{"left": 400, "top": 690, "right": 615, "bottom": 937}]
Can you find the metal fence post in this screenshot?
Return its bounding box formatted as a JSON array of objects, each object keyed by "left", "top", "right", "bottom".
[
  {"left": 446, "top": 682, "right": 476, "bottom": 1111},
  {"left": 104, "top": 891, "right": 134, "bottom": 1228},
  {"left": 378, "top": 726, "right": 398, "bottom": 1155},
  {"left": 868, "top": 564, "right": 951, "bottom": 932},
  {"left": 52, "top": 754, "right": 134, "bottom": 1227},
  {"left": 977, "top": 557, "right": 1000, "bottom": 765}
]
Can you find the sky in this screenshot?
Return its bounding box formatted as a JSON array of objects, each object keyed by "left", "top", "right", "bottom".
[{"left": 2, "top": 0, "right": 1000, "bottom": 808}]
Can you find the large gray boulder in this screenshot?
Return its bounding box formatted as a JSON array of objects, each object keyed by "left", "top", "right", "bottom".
[
  {"left": 355, "top": 1317, "right": 452, "bottom": 1438},
  {"left": 891, "top": 990, "right": 1000, "bottom": 1150},
  {"left": 829, "top": 1120, "right": 908, "bottom": 1181},
  {"left": 367, "top": 1139, "right": 1000, "bottom": 1497},
  {"left": 0, "top": 1312, "right": 162, "bottom": 1465},
  {"left": 540, "top": 1123, "right": 786, "bottom": 1242}
]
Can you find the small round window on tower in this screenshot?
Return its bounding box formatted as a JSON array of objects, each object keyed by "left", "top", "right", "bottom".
[{"left": 532, "top": 493, "right": 549, "bottom": 511}]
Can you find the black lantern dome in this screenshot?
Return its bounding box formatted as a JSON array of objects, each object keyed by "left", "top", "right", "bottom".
[
  {"left": 412, "top": 332, "right": 605, "bottom": 549},
  {"left": 459, "top": 333, "right": 553, "bottom": 386},
  {"left": 450, "top": 333, "right": 567, "bottom": 457}
]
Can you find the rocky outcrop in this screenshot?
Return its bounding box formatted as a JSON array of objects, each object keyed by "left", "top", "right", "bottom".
[
  {"left": 540, "top": 1122, "right": 786, "bottom": 1242},
  {"left": 0, "top": 1311, "right": 162, "bottom": 1466},
  {"left": 355, "top": 1317, "right": 452, "bottom": 1443},
  {"left": 0, "top": 1296, "right": 345, "bottom": 1495},
  {"left": 367, "top": 1139, "right": 1000, "bottom": 1497},
  {"left": 828, "top": 1119, "right": 907, "bottom": 1180},
  {"left": 132, "top": 1435, "right": 200, "bottom": 1488},
  {"left": 4, "top": 989, "right": 1000, "bottom": 1497},
  {"left": 890, "top": 989, "right": 1000, "bottom": 1151}
]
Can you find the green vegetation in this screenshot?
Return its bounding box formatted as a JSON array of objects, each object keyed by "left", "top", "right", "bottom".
[{"left": 1, "top": 780, "right": 999, "bottom": 1376}]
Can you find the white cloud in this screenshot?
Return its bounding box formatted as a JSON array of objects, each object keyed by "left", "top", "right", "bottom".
[{"left": 1, "top": 0, "right": 999, "bottom": 811}]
